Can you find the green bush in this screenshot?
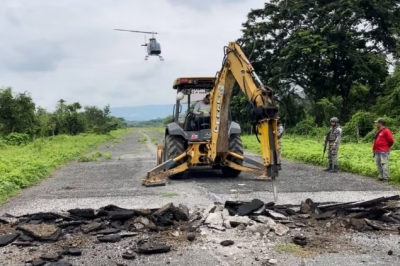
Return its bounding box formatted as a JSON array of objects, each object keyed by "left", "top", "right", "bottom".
[
  {"left": 3, "top": 133, "right": 30, "bottom": 146},
  {"left": 285, "top": 116, "right": 329, "bottom": 137}
]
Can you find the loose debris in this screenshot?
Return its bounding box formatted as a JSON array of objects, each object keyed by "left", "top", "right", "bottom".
[
  {"left": 0, "top": 203, "right": 190, "bottom": 264},
  {"left": 1, "top": 195, "right": 399, "bottom": 264}
]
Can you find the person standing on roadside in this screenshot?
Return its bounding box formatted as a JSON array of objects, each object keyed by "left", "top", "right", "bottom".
[
  {"left": 323, "top": 117, "right": 342, "bottom": 173},
  {"left": 277, "top": 119, "right": 285, "bottom": 170},
  {"left": 373, "top": 118, "right": 394, "bottom": 182}
]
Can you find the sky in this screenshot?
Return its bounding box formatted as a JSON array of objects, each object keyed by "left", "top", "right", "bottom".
[{"left": 0, "top": 0, "right": 266, "bottom": 111}]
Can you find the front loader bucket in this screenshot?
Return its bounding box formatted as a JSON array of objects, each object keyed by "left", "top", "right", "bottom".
[{"left": 141, "top": 152, "right": 189, "bottom": 187}]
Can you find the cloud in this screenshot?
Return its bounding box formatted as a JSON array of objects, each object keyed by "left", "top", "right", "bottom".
[
  {"left": 0, "top": 0, "right": 266, "bottom": 111},
  {"left": 3, "top": 40, "right": 65, "bottom": 72}
]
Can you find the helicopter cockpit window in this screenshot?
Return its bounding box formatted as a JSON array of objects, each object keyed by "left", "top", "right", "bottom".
[{"left": 149, "top": 42, "right": 161, "bottom": 52}]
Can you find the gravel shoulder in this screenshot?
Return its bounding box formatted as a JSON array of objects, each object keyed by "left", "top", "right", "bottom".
[{"left": 1, "top": 129, "right": 399, "bottom": 266}]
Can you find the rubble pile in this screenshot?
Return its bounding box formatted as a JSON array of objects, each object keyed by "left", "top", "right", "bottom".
[
  {"left": 0, "top": 195, "right": 399, "bottom": 264},
  {"left": 201, "top": 195, "right": 400, "bottom": 238},
  {"left": 0, "top": 203, "right": 192, "bottom": 264}
]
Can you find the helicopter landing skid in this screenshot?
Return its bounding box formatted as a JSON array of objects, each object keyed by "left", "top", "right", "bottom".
[{"left": 144, "top": 55, "right": 164, "bottom": 61}]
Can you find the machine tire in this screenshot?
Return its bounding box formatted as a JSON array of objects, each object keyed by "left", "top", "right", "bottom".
[
  {"left": 165, "top": 134, "right": 186, "bottom": 179},
  {"left": 221, "top": 134, "right": 243, "bottom": 178}
]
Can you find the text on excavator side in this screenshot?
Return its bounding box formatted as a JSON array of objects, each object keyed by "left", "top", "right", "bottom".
[{"left": 213, "top": 84, "right": 224, "bottom": 133}]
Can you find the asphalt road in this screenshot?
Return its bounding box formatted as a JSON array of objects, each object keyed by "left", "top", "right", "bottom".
[{"left": 1, "top": 129, "right": 399, "bottom": 266}]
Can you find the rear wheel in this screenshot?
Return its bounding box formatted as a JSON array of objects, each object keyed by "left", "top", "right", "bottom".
[
  {"left": 165, "top": 135, "right": 186, "bottom": 179},
  {"left": 221, "top": 134, "right": 243, "bottom": 178}
]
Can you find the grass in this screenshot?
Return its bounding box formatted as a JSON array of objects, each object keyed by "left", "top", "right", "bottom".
[
  {"left": 77, "top": 151, "right": 113, "bottom": 162},
  {"left": 151, "top": 137, "right": 158, "bottom": 145},
  {"left": 131, "top": 127, "right": 164, "bottom": 134},
  {"left": 161, "top": 192, "right": 179, "bottom": 198},
  {"left": 104, "top": 152, "right": 112, "bottom": 160},
  {"left": 241, "top": 134, "right": 400, "bottom": 184},
  {"left": 137, "top": 136, "right": 147, "bottom": 143},
  {"left": 275, "top": 243, "right": 314, "bottom": 258},
  {"left": 0, "top": 128, "right": 132, "bottom": 204}
]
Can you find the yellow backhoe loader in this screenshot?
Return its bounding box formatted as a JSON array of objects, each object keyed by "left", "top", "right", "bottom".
[{"left": 141, "top": 41, "right": 280, "bottom": 200}]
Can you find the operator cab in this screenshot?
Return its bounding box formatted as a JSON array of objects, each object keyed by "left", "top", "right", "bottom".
[
  {"left": 173, "top": 77, "right": 215, "bottom": 133},
  {"left": 172, "top": 77, "right": 234, "bottom": 142}
]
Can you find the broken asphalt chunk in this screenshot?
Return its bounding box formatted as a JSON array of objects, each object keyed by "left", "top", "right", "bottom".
[
  {"left": 12, "top": 241, "right": 35, "bottom": 247},
  {"left": 31, "top": 259, "right": 46, "bottom": 266},
  {"left": 48, "top": 262, "right": 72, "bottom": 266},
  {"left": 0, "top": 233, "right": 20, "bottom": 247},
  {"left": 187, "top": 234, "right": 196, "bottom": 242},
  {"left": 350, "top": 218, "right": 370, "bottom": 231},
  {"left": 305, "top": 198, "right": 323, "bottom": 215},
  {"left": 364, "top": 219, "right": 387, "bottom": 231},
  {"left": 265, "top": 210, "right": 289, "bottom": 220},
  {"left": 178, "top": 204, "right": 190, "bottom": 220},
  {"left": 0, "top": 216, "right": 18, "bottom": 224},
  {"left": 57, "top": 221, "right": 88, "bottom": 228},
  {"left": 97, "top": 234, "right": 121, "bottom": 243},
  {"left": 40, "top": 253, "right": 61, "bottom": 261},
  {"left": 107, "top": 210, "right": 136, "bottom": 220},
  {"left": 300, "top": 202, "right": 311, "bottom": 214},
  {"left": 134, "top": 208, "right": 152, "bottom": 216},
  {"left": 67, "top": 248, "right": 82, "bottom": 256},
  {"left": 151, "top": 203, "right": 182, "bottom": 226},
  {"left": 220, "top": 240, "right": 234, "bottom": 246},
  {"left": 237, "top": 199, "right": 264, "bottom": 216},
  {"left": 119, "top": 231, "right": 138, "bottom": 238},
  {"left": 67, "top": 208, "right": 96, "bottom": 219},
  {"left": 122, "top": 251, "right": 136, "bottom": 260},
  {"left": 293, "top": 235, "right": 307, "bottom": 246},
  {"left": 314, "top": 210, "right": 337, "bottom": 220},
  {"left": 254, "top": 216, "right": 276, "bottom": 227},
  {"left": 95, "top": 228, "right": 120, "bottom": 235},
  {"left": 181, "top": 219, "right": 204, "bottom": 232},
  {"left": 137, "top": 242, "right": 171, "bottom": 254},
  {"left": 81, "top": 222, "right": 104, "bottom": 234},
  {"left": 17, "top": 224, "right": 61, "bottom": 242}
]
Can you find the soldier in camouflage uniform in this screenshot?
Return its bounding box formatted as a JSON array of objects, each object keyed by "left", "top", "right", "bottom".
[
  {"left": 323, "top": 117, "right": 342, "bottom": 173},
  {"left": 277, "top": 120, "right": 284, "bottom": 170}
]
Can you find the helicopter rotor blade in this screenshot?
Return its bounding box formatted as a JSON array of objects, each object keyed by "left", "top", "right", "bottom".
[{"left": 114, "top": 29, "right": 159, "bottom": 35}]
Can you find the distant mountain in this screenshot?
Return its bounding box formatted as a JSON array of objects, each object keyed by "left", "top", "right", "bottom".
[{"left": 110, "top": 104, "right": 188, "bottom": 121}]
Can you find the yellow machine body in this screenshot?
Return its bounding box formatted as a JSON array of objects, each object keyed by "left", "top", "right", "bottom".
[{"left": 142, "top": 42, "right": 280, "bottom": 200}]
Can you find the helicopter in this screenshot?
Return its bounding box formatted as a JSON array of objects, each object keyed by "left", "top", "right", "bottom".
[{"left": 114, "top": 29, "right": 164, "bottom": 61}]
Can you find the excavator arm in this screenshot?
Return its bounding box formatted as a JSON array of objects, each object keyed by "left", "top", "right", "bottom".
[
  {"left": 141, "top": 41, "right": 280, "bottom": 200},
  {"left": 209, "top": 42, "right": 279, "bottom": 178}
]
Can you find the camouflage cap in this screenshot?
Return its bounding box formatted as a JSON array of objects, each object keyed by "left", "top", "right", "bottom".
[{"left": 330, "top": 117, "right": 339, "bottom": 122}]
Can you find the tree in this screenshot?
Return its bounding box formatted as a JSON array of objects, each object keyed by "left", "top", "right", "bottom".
[
  {"left": 372, "top": 64, "right": 400, "bottom": 119},
  {"left": 240, "top": 0, "right": 400, "bottom": 124},
  {"left": 0, "top": 87, "right": 36, "bottom": 137},
  {"left": 163, "top": 115, "right": 174, "bottom": 126}
]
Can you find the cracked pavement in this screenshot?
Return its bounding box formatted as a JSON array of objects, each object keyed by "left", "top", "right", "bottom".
[{"left": 1, "top": 129, "right": 399, "bottom": 266}]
